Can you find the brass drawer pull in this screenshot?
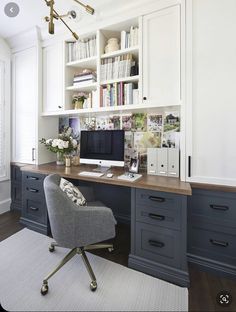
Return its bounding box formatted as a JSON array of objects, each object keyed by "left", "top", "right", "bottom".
[
  {"left": 27, "top": 176, "right": 39, "bottom": 181},
  {"left": 149, "top": 196, "right": 165, "bottom": 203},
  {"left": 148, "top": 240, "right": 165, "bottom": 248},
  {"left": 210, "top": 204, "right": 229, "bottom": 211},
  {"left": 210, "top": 239, "right": 228, "bottom": 247},
  {"left": 149, "top": 213, "right": 165, "bottom": 221},
  {"left": 27, "top": 188, "right": 39, "bottom": 193},
  {"left": 30, "top": 206, "right": 39, "bottom": 211}
]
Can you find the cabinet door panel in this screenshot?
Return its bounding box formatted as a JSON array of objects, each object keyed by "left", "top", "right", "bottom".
[
  {"left": 43, "top": 42, "right": 63, "bottom": 113},
  {"left": 142, "top": 5, "right": 181, "bottom": 106},
  {"left": 186, "top": 0, "right": 236, "bottom": 185},
  {"left": 12, "top": 47, "right": 37, "bottom": 164}
]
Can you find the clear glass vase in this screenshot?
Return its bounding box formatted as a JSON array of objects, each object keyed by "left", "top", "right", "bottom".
[{"left": 56, "top": 152, "right": 65, "bottom": 165}]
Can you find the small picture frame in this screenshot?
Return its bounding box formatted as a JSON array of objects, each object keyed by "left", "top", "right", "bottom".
[{"left": 129, "top": 158, "right": 139, "bottom": 173}]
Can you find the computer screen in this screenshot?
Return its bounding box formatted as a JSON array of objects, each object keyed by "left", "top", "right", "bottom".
[{"left": 80, "top": 130, "right": 125, "bottom": 167}]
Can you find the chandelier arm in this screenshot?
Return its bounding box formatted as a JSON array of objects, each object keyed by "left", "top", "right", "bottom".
[
  {"left": 53, "top": 8, "right": 79, "bottom": 40},
  {"left": 73, "top": 0, "right": 94, "bottom": 15}
]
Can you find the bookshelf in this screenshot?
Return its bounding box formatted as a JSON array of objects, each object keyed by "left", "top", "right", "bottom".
[{"left": 42, "top": 13, "right": 182, "bottom": 116}]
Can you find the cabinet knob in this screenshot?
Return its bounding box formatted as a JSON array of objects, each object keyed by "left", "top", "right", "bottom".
[
  {"left": 58, "top": 105, "right": 62, "bottom": 109},
  {"left": 143, "top": 97, "right": 147, "bottom": 100}
]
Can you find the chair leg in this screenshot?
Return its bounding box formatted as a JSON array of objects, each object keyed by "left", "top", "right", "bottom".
[
  {"left": 41, "top": 248, "right": 77, "bottom": 295},
  {"left": 80, "top": 249, "right": 97, "bottom": 291},
  {"left": 84, "top": 243, "right": 114, "bottom": 252}
]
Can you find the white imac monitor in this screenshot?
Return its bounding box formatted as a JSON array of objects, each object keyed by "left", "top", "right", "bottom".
[{"left": 80, "top": 130, "right": 125, "bottom": 169}]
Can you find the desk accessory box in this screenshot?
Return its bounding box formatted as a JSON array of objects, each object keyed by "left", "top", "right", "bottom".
[{"left": 147, "top": 148, "right": 179, "bottom": 177}]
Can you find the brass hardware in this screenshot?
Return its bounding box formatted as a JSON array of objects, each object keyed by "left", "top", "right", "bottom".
[
  {"left": 41, "top": 242, "right": 113, "bottom": 294},
  {"left": 43, "top": 0, "right": 95, "bottom": 40},
  {"left": 73, "top": 0, "right": 95, "bottom": 15}
]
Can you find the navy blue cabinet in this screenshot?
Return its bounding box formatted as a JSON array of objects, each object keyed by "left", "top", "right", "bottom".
[
  {"left": 129, "top": 188, "right": 189, "bottom": 287},
  {"left": 188, "top": 189, "right": 236, "bottom": 279},
  {"left": 20, "top": 171, "right": 49, "bottom": 235},
  {"left": 10, "top": 164, "right": 25, "bottom": 211}
]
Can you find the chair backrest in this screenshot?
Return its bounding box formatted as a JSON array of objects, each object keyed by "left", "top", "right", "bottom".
[{"left": 43, "top": 174, "right": 77, "bottom": 247}]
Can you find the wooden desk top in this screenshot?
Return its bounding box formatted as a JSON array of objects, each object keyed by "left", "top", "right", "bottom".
[{"left": 21, "top": 163, "right": 192, "bottom": 196}]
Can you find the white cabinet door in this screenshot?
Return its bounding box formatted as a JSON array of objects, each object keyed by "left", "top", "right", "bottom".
[
  {"left": 142, "top": 5, "right": 181, "bottom": 107},
  {"left": 43, "top": 42, "right": 63, "bottom": 113},
  {"left": 12, "top": 47, "right": 37, "bottom": 164},
  {"left": 186, "top": 0, "right": 236, "bottom": 186}
]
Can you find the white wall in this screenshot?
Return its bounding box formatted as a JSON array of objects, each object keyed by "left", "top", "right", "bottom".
[{"left": 0, "top": 37, "right": 11, "bottom": 214}]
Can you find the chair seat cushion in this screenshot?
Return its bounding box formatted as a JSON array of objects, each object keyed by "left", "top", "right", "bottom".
[{"left": 60, "top": 178, "right": 86, "bottom": 206}]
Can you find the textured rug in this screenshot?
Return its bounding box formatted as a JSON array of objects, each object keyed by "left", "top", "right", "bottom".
[{"left": 0, "top": 229, "right": 188, "bottom": 311}]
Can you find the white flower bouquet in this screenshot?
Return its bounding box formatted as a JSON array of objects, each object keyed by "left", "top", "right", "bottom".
[{"left": 40, "top": 127, "right": 78, "bottom": 155}]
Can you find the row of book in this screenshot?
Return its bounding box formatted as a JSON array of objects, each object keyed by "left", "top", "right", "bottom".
[
  {"left": 100, "top": 83, "right": 139, "bottom": 107},
  {"left": 67, "top": 37, "right": 97, "bottom": 62},
  {"left": 73, "top": 71, "right": 97, "bottom": 86},
  {"left": 121, "top": 26, "right": 139, "bottom": 50},
  {"left": 100, "top": 54, "right": 137, "bottom": 81}
]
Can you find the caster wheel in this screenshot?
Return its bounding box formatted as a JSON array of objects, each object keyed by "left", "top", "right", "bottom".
[
  {"left": 49, "top": 245, "right": 55, "bottom": 252},
  {"left": 41, "top": 283, "right": 49, "bottom": 295},
  {"left": 108, "top": 247, "right": 114, "bottom": 252},
  {"left": 90, "top": 281, "right": 97, "bottom": 291}
]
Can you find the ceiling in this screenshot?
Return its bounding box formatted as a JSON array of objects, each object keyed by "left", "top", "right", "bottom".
[{"left": 0, "top": 0, "right": 122, "bottom": 39}]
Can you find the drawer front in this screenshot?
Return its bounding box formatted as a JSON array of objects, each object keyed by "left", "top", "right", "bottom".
[
  {"left": 136, "top": 204, "right": 181, "bottom": 230},
  {"left": 135, "top": 222, "right": 181, "bottom": 268},
  {"left": 23, "top": 172, "right": 45, "bottom": 198},
  {"left": 188, "top": 189, "right": 236, "bottom": 229},
  {"left": 136, "top": 189, "right": 182, "bottom": 211},
  {"left": 188, "top": 223, "right": 236, "bottom": 266},
  {"left": 22, "top": 198, "right": 47, "bottom": 224}
]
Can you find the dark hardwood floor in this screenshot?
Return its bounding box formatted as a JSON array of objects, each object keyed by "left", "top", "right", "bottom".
[{"left": 1, "top": 211, "right": 235, "bottom": 311}]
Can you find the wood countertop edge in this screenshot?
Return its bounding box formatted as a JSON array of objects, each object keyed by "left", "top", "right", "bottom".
[
  {"left": 191, "top": 182, "right": 236, "bottom": 193},
  {"left": 21, "top": 164, "right": 192, "bottom": 196}
]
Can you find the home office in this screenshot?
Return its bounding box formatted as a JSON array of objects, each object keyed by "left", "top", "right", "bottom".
[{"left": 0, "top": 0, "right": 236, "bottom": 311}]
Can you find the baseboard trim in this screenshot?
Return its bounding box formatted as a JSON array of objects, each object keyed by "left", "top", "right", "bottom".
[
  {"left": 0, "top": 198, "right": 11, "bottom": 214},
  {"left": 128, "top": 254, "right": 190, "bottom": 287},
  {"left": 20, "top": 217, "right": 48, "bottom": 235},
  {"left": 187, "top": 253, "right": 236, "bottom": 279}
]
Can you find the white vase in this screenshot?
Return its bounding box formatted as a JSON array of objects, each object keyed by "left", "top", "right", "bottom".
[
  {"left": 105, "top": 38, "right": 120, "bottom": 53},
  {"left": 56, "top": 152, "right": 65, "bottom": 165}
]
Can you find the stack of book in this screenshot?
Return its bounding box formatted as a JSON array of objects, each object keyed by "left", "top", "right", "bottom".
[
  {"left": 100, "top": 83, "right": 139, "bottom": 107},
  {"left": 67, "top": 37, "right": 97, "bottom": 62},
  {"left": 73, "top": 71, "right": 97, "bottom": 86},
  {"left": 120, "top": 26, "right": 139, "bottom": 50},
  {"left": 101, "top": 53, "right": 137, "bottom": 81}
]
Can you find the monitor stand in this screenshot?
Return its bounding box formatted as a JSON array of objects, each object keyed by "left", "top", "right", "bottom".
[{"left": 93, "top": 165, "right": 110, "bottom": 173}]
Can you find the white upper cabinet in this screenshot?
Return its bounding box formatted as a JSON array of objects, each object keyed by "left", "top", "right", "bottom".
[
  {"left": 186, "top": 0, "right": 236, "bottom": 186},
  {"left": 12, "top": 47, "right": 37, "bottom": 164},
  {"left": 43, "top": 42, "right": 63, "bottom": 113},
  {"left": 142, "top": 5, "right": 181, "bottom": 107}
]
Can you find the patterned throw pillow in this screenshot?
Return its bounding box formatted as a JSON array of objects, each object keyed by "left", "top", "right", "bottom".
[{"left": 60, "top": 178, "right": 86, "bottom": 206}]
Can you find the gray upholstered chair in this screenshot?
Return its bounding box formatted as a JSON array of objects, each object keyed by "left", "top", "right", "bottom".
[{"left": 41, "top": 174, "right": 116, "bottom": 295}]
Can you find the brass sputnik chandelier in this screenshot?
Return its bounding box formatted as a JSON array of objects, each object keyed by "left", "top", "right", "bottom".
[{"left": 44, "top": 0, "right": 95, "bottom": 40}]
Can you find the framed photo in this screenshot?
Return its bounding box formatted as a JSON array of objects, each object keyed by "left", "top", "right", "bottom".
[{"left": 129, "top": 158, "right": 139, "bottom": 173}]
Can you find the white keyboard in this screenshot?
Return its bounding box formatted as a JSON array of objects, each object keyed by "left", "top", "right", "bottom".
[{"left": 79, "top": 171, "right": 104, "bottom": 177}]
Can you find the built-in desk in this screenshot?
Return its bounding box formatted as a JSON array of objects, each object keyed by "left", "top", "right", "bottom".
[{"left": 21, "top": 163, "right": 191, "bottom": 287}]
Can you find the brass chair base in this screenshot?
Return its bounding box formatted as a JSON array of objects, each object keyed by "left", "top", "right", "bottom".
[{"left": 41, "top": 242, "right": 114, "bottom": 295}]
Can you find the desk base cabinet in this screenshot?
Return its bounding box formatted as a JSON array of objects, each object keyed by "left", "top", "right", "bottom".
[
  {"left": 187, "top": 189, "right": 236, "bottom": 279},
  {"left": 20, "top": 172, "right": 49, "bottom": 235},
  {"left": 129, "top": 188, "right": 189, "bottom": 287}
]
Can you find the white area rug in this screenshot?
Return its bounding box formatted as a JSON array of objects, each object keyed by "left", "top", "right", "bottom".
[{"left": 0, "top": 229, "right": 188, "bottom": 311}]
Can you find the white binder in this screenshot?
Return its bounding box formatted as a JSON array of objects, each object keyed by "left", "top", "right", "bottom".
[
  {"left": 147, "top": 148, "right": 158, "bottom": 175},
  {"left": 168, "top": 148, "right": 179, "bottom": 177},
  {"left": 157, "top": 148, "right": 168, "bottom": 176}
]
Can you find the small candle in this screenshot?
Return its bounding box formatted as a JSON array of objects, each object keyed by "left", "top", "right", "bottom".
[{"left": 65, "top": 157, "right": 71, "bottom": 167}]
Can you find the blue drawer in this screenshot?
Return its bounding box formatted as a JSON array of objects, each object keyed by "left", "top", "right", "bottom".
[
  {"left": 188, "top": 189, "right": 236, "bottom": 229},
  {"left": 135, "top": 222, "right": 181, "bottom": 268},
  {"left": 188, "top": 222, "right": 236, "bottom": 266}
]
